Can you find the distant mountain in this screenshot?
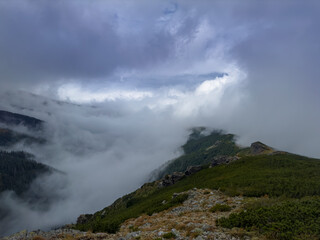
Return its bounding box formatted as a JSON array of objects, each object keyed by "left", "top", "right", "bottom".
[
  {"left": 0, "top": 110, "right": 50, "bottom": 195},
  {"left": 0, "top": 151, "right": 51, "bottom": 195},
  {"left": 0, "top": 110, "right": 43, "bottom": 131},
  {"left": 0, "top": 128, "right": 45, "bottom": 147}
]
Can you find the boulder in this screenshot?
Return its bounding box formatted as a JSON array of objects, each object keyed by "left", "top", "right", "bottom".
[
  {"left": 250, "top": 141, "right": 273, "bottom": 155},
  {"left": 159, "top": 165, "right": 205, "bottom": 187},
  {"left": 76, "top": 214, "right": 93, "bottom": 225},
  {"left": 185, "top": 165, "right": 203, "bottom": 176},
  {"left": 160, "top": 172, "right": 185, "bottom": 187}
]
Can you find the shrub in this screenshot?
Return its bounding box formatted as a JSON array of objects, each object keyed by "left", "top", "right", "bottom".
[
  {"left": 162, "top": 232, "right": 176, "bottom": 239},
  {"left": 217, "top": 197, "right": 320, "bottom": 240},
  {"left": 210, "top": 203, "right": 232, "bottom": 212},
  {"left": 172, "top": 193, "right": 189, "bottom": 204}
]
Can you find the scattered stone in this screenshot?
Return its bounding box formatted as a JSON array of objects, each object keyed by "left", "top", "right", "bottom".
[
  {"left": 201, "top": 224, "right": 211, "bottom": 231},
  {"left": 195, "top": 236, "right": 204, "bottom": 240},
  {"left": 211, "top": 156, "right": 239, "bottom": 167},
  {"left": 2, "top": 189, "right": 248, "bottom": 240},
  {"left": 125, "top": 231, "right": 140, "bottom": 239}
]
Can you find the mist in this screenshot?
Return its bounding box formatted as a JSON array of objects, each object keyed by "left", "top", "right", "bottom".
[{"left": 0, "top": 0, "right": 320, "bottom": 236}]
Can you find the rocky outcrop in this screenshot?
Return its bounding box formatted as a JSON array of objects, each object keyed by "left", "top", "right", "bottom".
[
  {"left": 77, "top": 214, "right": 93, "bottom": 225},
  {"left": 211, "top": 155, "right": 239, "bottom": 167},
  {"left": 185, "top": 165, "right": 203, "bottom": 176},
  {"left": 159, "top": 165, "right": 204, "bottom": 187},
  {"left": 250, "top": 141, "right": 273, "bottom": 155},
  {"left": 159, "top": 156, "right": 242, "bottom": 188},
  {"left": 159, "top": 172, "right": 185, "bottom": 187}
]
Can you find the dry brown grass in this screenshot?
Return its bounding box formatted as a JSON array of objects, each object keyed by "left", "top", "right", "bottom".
[{"left": 32, "top": 236, "right": 46, "bottom": 240}]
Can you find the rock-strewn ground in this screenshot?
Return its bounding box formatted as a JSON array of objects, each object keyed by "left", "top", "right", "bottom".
[{"left": 2, "top": 189, "right": 261, "bottom": 240}]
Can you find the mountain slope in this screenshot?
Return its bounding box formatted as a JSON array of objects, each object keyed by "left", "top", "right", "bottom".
[
  {"left": 151, "top": 128, "right": 242, "bottom": 180},
  {"left": 75, "top": 133, "right": 320, "bottom": 239},
  {"left": 0, "top": 128, "right": 45, "bottom": 147},
  {"left": 0, "top": 151, "right": 52, "bottom": 195},
  {"left": 0, "top": 110, "right": 43, "bottom": 130},
  {"left": 0, "top": 110, "right": 51, "bottom": 195}
]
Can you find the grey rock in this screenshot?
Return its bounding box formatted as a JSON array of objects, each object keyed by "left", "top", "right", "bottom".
[
  {"left": 201, "top": 224, "right": 211, "bottom": 231},
  {"left": 172, "top": 193, "right": 179, "bottom": 198},
  {"left": 76, "top": 213, "right": 93, "bottom": 224},
  {"left": 192, "top": 228, "right": 203, "bottom": 234},
  {"left": 160, "top": 172, "right": 185, "bottom": 187},
  {"left": 126, "top": 231, "right": 140, "bottom": 239},
  {"left": 185, "top": 165, "right": 203, "bottom": 176},
  {"left": 211, "top": 156, "right": 239, "bottom": 167},
  {"left": 250, "top": 141, "right": 272, "bottom": 155},
  {"left": 195, "top": 236, "right": 204, "bottom": 240},
  {"left": 171, "top": 228, "right": 180, "bottom": 236}
]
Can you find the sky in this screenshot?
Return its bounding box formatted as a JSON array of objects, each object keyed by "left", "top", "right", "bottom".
[{"left": 0, "top": 0, "right": 320, "bottom": 235}]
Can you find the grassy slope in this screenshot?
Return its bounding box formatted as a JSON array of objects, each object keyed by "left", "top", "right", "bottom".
[
  {"left": 76, "top": 153, "right": 320, "bottom": 234},
  {"left": 154, "top": 130, "right": 242, "bottom": 179},
  {"left": 218, "top": 197, "right": 320, "bottom": 240}
]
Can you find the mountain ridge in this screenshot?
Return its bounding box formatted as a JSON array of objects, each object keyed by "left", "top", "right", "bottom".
[
  {"left": 69, "top": 128, "right": 320, "bottom": 240},
  {"left": 2, "top": 126, "right": 320, "bottom": 239},
  {"left": 0, "top": 110, "right": 43, "bottom": 131}
]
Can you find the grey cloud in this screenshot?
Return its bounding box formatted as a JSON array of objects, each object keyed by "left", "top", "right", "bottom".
[
  {"left": 224, "top": 1, "right": 320, "bottom": 157},
  {"left": 0, "top": 0, "right": 204, "bottom": 90}
]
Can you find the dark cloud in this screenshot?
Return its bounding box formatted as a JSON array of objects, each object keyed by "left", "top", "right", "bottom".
[
  {"left": 0, "top": 0, "right": 203, "bottom": 89},
  {"left": 0, "top": 1, "right": 119, "bottom": 84}
]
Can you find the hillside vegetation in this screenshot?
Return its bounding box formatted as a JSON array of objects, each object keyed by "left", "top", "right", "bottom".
[
  {"left": 0, "top": 110, "right": 50, "bottom": 196},
  {"left": 76, "top": 151, "right": 320, "bottom": 239},
  {"left": 153, "top": 128, "right": 242, "bottom": 179},
  {"left": 0, "top": 151, "right": 51, "bottom": 195},
  {"left": 0, "top": 128, "right": 45, "bottom": 147},
  {"left": 218, "top": 196, "right": 320, "bottom": 240},
  {"left": 0, "top": 110, "right": 43, "bottom": 130}
]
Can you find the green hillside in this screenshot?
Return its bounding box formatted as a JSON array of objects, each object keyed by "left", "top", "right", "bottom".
[
  {"left": 75, "top": 152, "right": 320, "bottom": 238},
  {"left": 153, "top": 128, "right": 242, "bottom": 179}
]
